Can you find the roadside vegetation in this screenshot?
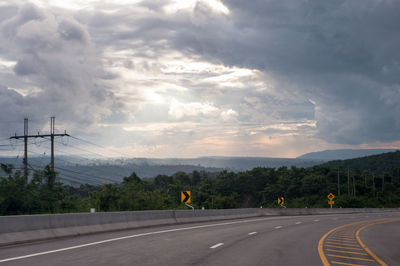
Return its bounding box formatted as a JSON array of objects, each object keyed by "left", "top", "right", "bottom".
[{"left": 1, "top": 157, "right": 400, "bottom": 215}]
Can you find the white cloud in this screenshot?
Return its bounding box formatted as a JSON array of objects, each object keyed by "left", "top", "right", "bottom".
[
  {"left": 164, "top": 0, "right": 229, "bottom": 15},
  {"left": 221, "top": 109, "right": 238, "bottom": 121},
  {"left": 168, "top": 100, "right": 219, "bottom": 119}
]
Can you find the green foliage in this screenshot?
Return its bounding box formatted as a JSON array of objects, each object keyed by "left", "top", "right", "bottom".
[
  {"left": 321, "top": 150, "right": 400, "bottom": 174},
  {"left": 1, "top": 159, "right": 400, "bottom": 216}
]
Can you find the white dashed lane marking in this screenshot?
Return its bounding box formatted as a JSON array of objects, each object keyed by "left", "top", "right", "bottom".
[{"left": 210, "top": 243, "right": 224, "bottom": 249}]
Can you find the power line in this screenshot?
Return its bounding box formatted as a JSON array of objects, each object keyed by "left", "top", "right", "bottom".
[
  {"left": 53, "top": 138, "right": 108, "bottom": 158},
  {"left": 0, "top": 139, "right": 49, "bottom": 151},
  {"left": 3, "top": 138, "right": 118, "bottom": 185},
  {"left": 28, "top": 148, "right": 119, "bottom": 184},
  {"left": 68, "top": 135, "right": 132, "bottom": 158},
  {"left": 29, "top": 141, "right": 123, "bottom": 184},
  {"left": 54, "top": 166, "right": 117, "bottom": 183},
  {"left": 27, "top": 163, "right": 105, "bottom": 185},
  {"left": 27, "top": 152, "right": 109, "bottom": 182},
  {"left": 9, "top": 117, "right": 69, "bottom": 179},
  {"left": 59, "top": 173, "right": 103, "bottom": 186}
]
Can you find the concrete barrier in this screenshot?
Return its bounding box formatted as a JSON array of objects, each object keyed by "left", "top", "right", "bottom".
[{"left": 0, "top": 208, "right": 398, "bottom": 246}]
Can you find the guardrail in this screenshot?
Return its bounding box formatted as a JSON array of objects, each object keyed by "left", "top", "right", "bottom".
[{"left": 0, "top": 208, "right": 398, "bottom": 246}]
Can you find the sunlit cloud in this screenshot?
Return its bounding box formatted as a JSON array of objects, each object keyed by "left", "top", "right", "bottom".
[
  {"left": 169, "top": 100, "right": 219, "bottom": 119},
  {"left": 0, "top": 58, "right": 17, "bottom": 68},
  {"left": 164, "top": 0, "right": 230, "bottom": 15}
]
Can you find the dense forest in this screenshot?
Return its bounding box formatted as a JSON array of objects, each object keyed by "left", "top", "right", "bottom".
[
  {"left": 321, "top": 151, "right": 400, "bottom": 174},
  {"left": 1, "top": 152, "right": 400, "bottom": 215}
]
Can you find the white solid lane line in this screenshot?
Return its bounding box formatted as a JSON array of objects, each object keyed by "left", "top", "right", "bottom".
[
  {"left": 295, "top": 222, "right": 302, "bottom": 224},
  {"left": 210, "top": 243, "right": 224, "bottom": 249},
  {"left": 314, "top": 219, "right": 319, "bottom": 222},
  {"left": 274, "top": 226, "right": 282, "bottom": 229},
  {"left": 0, "top": 216, "right": 280, "bottom": 263},
  {"left": 248, "top": 232, "right": 257, "bottom": 235}
]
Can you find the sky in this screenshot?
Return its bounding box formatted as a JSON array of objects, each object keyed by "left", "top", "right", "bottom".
[{"left": 0, "top": 0, "right": 400, "bottom": 158}]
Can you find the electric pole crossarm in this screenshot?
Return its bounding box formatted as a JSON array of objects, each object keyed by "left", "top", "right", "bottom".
[{"left": 10, "top": 133, "right": 69, "bottom": 139}]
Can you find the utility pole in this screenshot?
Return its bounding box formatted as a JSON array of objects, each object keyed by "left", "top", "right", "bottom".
[
  {"left": 51, "top": 116, "right": 55, "bottom": 170},
  {"left": 10, "top": 117, "right": 69, "bottom": 178},
  {"left": 372, "top": 174, "right": 375, "bottom": 197},
  {"left": 364, "top": 173, "right": 367, "bottom": 188},
  {"left": 337, "top": 168, "right": 340, "bottom": 196},
  {"left": 353, "top": 172, "right": 356, "bottom": 197},
  {"left": 23, "top": 118, "right": 28, "bottom": 180},
  {"left": 347, "top": 168, "right": 350, "bottom": 196}
]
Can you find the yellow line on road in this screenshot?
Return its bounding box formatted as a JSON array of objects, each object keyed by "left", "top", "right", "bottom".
[
  {"left": 325, "top": 241, "right": 360, "bottom": 247},
  {"left": 328, "top": 237, "right": 356, "bottom": 241},
  {"left": 318, "top": 217, "right": 400, "bottom": 266},
  {"left": 333, "top": 234, "right": 355, "bottom": 237},
  {"left": 318, "top": 223, "right": 359, "bottom": 266},
  {"left": 326, "top": 254, "right": 374, "bottom": 262},
  {"left": 326, "top": 249, "right": 368, "bottom": 256},
  {"left": 325, "top": 245, "right": 364, "bottom": 251},
  {"left": 355, "top": 218, "right": 400, "bottom": 266},
  {"left": 330, "top": 260, "right": 365, "bottom": 266},
  {"left": 327, "top": 238, "right": 358, "bottom": 244}
]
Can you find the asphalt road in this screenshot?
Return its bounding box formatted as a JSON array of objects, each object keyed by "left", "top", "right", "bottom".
[{"left": 0, "top": 211, "right": 399, "bottom": 266}]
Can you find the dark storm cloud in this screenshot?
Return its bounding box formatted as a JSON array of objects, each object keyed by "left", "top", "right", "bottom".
[
  {"left": 0, "top": 2, "right": 122, "bottom": 138},
  {"left": 80, "top": 0, "right": 399, "bottom": 145},
  {"left": 161, "top": 0, "right": 400, "bottom": 145}
]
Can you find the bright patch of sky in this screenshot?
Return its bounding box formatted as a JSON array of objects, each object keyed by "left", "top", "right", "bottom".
[{"left": 164, "top": 0, "right": 229, "bottom": 14}]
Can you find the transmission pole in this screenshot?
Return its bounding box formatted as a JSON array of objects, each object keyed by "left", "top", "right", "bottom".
[
  {"left": 372, "top": 174, "right": 375, "bottom": 197},
  {"left": 337, "top": 168, "right": 340, "bottom": 196},
  {"left": 23, "top": 118, "right": 28, "bottom": 180},
  {"left": 51, "top": 116, "right": 55, "bottom": 170},
  {"left": 10, "top": 117, "right": 69, "bottom": 177},
  {"left": 347, "top": 168, "right": 350, "bottom": 196}
]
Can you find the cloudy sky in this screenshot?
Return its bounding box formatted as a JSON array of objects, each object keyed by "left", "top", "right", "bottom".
[{"left": 0, "top": 0, "right": 399, "bottom": 158}]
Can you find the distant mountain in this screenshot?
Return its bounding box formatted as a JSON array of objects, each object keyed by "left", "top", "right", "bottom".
[
  {"left": 297, "top": 149, "right": 397, "bottom": 160},
  {"left": 319, "top": 150, "right": 400, "bottom": 174},
  {"left": 142, "top": 156, "right": 324, "bottom": 171},
  {"left": 0, "top": 156, "right": 324, "bottom": 186},
  {"left": 0, "top": 156, "right": 223, "bottom": 186}
]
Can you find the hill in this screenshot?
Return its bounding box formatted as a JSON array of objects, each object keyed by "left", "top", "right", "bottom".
[
  {"left": 319, "top": 150, "right": 400, "bottom": 174},
  {"left": 0, "top": 156, "right": 323, "bottom": 186},
  {"left": 146, "top": 156, "right": 324, "bottom": 171},
  {"left": 297, "top": 149, "right": 397, "bottom": 160}
]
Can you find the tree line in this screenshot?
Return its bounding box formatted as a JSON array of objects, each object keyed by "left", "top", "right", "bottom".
[{"left": 1, "top": 163, "right": 400, "bottom": 215}]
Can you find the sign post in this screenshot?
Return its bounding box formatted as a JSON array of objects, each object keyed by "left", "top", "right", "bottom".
[{"left": 327, "top": 193, "right": 335, "bottom": 208}]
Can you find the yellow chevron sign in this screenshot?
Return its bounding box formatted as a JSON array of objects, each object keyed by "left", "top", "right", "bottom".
[
  {"left": 181, "top": 191, "right": 191, "bottom": 203},
  {"left": 277, "top": 197, "right": 284, "bottom": 205}
]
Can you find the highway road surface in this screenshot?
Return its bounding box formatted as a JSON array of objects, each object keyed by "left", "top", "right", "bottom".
[{"left": 0, "top": 211, "right": 399, "bottom": 266}]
